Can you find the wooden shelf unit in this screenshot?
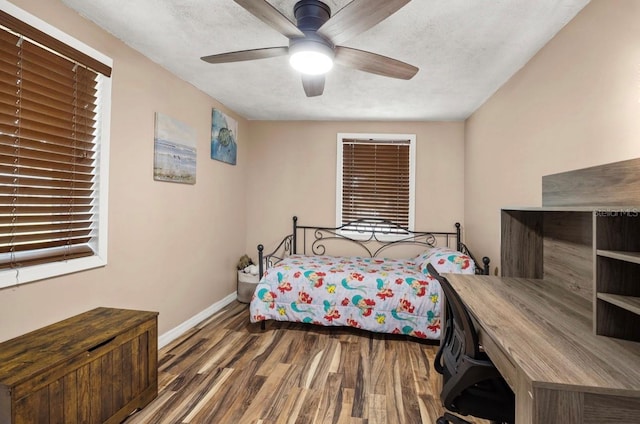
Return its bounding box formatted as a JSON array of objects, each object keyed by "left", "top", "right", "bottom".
[
  {"left": 502, "top": 207, "right": 640, "bottom": 342},
  {"left": 0, "top": 307, "right": 158, "bottom": 424},
  {"left": 594, "top": 212, "right": 640, "bottom": 341}
]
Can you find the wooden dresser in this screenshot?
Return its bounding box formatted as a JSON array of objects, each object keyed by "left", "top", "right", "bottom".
[{"left": 0, "top": 307, "right": 158, "bottom": 424}]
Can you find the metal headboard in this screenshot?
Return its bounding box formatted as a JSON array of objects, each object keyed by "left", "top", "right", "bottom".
[{"left": 258, "top": 216, "right": 490, "bottom": 278}]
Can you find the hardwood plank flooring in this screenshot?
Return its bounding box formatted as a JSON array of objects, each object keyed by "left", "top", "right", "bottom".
[{"left": 124, "top": 301, "right": 488, "bottom": 424}]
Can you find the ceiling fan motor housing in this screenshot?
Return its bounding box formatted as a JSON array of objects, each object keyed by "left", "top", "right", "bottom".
[
  {"left": 294, "top": 0, "right": 331, "bottom": 33},
  {"left": 290, "top": 0, "right": 335, "bottom": 59}
]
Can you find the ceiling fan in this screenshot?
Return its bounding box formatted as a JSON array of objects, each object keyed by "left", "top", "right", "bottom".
[{"left": 201, "top": 0, "right": 419, "bottom": 97}]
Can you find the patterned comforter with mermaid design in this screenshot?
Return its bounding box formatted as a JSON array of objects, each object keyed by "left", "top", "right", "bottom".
[{"left": 249, "top": 247, "right": 475, "bottom": 340}]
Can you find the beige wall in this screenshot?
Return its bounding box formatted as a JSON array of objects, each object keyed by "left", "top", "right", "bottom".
[
  {"left": 0, "top": 1, "right": 465, "bottom": 343},
  {"left": 245, "top": 121, "right": 466, "bottom": 259},
  {"left": 0, "top": 0, "right": 248, "bottom": 342},
  {"left": 464, "top": 0, "right": 640, "bottom": 272},
  {"left": 10, "top": 0, "right": 626, "bottom": 342}
]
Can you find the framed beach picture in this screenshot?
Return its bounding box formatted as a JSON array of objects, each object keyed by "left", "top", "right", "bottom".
[
  {"left": 211, "top": 109, "right": 237, "bottom": 165},
  {"left": 154, "top": 112, "right": 197, "bottom": 184}
]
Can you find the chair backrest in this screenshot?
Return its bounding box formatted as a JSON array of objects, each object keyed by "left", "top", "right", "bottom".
[{"left": 428, "top": 263, "right": 480, "bottom": 359}]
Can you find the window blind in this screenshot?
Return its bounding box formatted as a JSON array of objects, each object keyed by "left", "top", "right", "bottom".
[
  {"left": 341, "top": 139, "right": 410, "bottom": 229},
  {"left": 0, "top": 22, "right": 104, "bottom": 270}
]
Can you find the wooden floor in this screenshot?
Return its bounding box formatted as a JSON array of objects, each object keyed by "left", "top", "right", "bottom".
[{"left": 124, "top": 301, "right": 488, "bottom": 424}]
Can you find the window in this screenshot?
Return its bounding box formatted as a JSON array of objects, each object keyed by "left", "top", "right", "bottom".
[
  {"left": 0, "top": 2, "right": 112, "bottom": 288},
  {"left": 336, "top": 133, "right": 416, "bottom": 233}
]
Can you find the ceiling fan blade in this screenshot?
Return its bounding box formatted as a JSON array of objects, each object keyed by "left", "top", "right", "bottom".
[
  {"left": 302, "top": 74, "right": 325, "bottom": 97},
  {"left": 234, "top": 0, "right": 304, "bottom": 39},
  {"left": 334, "top": 46, "right": 418, "bottom": 80},
  {"left": 201, "top": 47, "right": 289, "bottom": 64},
  {"left": 317, "top": 0, "right": 410, "bottom": 45}
]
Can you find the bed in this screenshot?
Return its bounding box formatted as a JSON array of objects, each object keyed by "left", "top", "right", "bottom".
[{"left": 249, "top": 217, "right": 490, "bottom": 340}]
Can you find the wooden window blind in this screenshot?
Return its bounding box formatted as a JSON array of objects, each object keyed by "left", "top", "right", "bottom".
[
  {"left": 341, "top": 139, "right": 411, "bottom": 230},
  {"left": 0, "top": 17, "right": 109, "bottom": 271}
]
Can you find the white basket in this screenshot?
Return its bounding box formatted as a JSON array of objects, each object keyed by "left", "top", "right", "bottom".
[{"left": 237, "top": 271, "right": 259, "bottom": 303}]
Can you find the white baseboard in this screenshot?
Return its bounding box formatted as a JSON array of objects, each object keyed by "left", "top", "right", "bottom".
[{"left": 158, "top": 292, "right": 237, "bottom": 349}]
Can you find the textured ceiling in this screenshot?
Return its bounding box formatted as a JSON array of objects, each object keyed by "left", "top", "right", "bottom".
[{"left": 60, "top": 0, "right": 590, "bottom": 121}]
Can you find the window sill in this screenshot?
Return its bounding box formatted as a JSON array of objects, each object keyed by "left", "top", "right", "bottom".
[{"left": 0, "top": 255, "right": 107, "bottom": 289}]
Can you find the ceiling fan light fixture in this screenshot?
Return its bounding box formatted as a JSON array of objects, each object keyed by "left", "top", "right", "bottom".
[{"left": 289, "top": 40, "right": 334, "bottom": 75}]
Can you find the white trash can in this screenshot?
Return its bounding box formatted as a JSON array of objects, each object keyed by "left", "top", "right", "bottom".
[{"left": 237, "top": 271, "right": 259, "bottom": 303}]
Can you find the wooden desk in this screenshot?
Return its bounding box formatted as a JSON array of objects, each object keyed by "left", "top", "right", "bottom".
[{"left": 445, "top": 274, "right": 640, "bottom": 424}]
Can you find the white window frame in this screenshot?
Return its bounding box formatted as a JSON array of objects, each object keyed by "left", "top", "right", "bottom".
[
  {"left": 336, "top": 133, "right": 416, "bottom": 240},
  {"left": 0, "top": 1, "right": 112, "bottom": 288}
]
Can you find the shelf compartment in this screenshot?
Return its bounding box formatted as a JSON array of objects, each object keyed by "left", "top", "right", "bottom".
[
  {"left": 597, "top": 293, "right": 640, "bottom": 315},
  {"left": 596, "top": 214, "right": 640, "bottom": 252},
  {"left": 597, "top": 249, "right": 640, "bottom": 264},
  {"left": 595, "top": 297, "right": 640, "bottom": 341},
  {"left": 596, "top": 255, "right": 640, "bottom": 297}
]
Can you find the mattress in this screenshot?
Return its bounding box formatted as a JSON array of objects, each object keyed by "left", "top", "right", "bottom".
[{"left": 249, "top": 248, "right": 475, "bottom": 339}]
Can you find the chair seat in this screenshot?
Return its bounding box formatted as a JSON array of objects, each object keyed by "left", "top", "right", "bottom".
[{"left": 451, "top": 376, "right": 515, "bottom": 422}]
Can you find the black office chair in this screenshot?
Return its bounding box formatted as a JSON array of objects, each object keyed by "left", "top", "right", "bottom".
[{"left": 427, "top": 263, "right": 515, "bottom": 424}]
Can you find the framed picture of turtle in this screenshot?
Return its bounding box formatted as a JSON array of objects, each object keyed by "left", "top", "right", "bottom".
[{"left": 210, "top": 109, "right": 238, "bottom": 165}]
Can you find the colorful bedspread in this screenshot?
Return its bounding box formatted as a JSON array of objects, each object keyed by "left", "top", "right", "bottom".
[{"left": 249, "top": 248, "right": 475, "bottom": 340}]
